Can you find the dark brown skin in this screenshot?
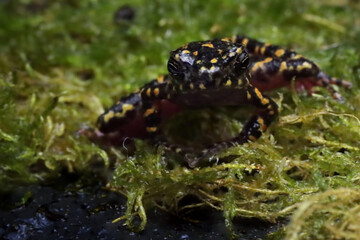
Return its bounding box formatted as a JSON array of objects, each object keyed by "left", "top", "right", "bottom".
[{"left": 96, "top": 36, "right": 351, "bottom": 167}]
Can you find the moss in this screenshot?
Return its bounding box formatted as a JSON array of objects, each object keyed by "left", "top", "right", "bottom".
[
  {"left": 285, "top": 188, "right": 360, "bottom": 240},
  {"left": 0, "top": 0, "right": 360, "bottom": 238}
]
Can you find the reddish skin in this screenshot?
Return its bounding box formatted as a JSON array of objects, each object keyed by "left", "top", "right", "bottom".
[
  {"left": 120, "top": 100, "right": 183, "bottom": 139},
  {"left": 85, "top": 100, "right": 182, "bottom": 145},
  {"left": 87, "top": 76, "right": 344, "bottom": 145},
  {"left": 91, "top": 77, "right": 307, "bottom": 143}
]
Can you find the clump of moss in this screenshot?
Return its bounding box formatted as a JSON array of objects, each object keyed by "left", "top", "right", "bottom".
[
  {"left": 0, "top": 69, "right": 108, "bottom": 189},
  {"left": 108, "top": 88, "right": 360, "bottom": 236},
  {"left": 0, "top": 74, "right": 42, "bottom": 186},
  {"left": 286, "top": 188, "right": 360, "bottom": 240}
]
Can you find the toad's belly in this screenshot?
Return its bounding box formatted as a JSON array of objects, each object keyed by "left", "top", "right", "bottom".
[{"left": 170, "top": 87, "right": 249, "bottom": 108}]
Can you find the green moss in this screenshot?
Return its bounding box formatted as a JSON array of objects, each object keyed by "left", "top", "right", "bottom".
[
  {"left": 285, "top": 188, "right": 360, "bottom": 240},
  {"left": 0, "top": 0, "right": 360, "bottom": 238}
]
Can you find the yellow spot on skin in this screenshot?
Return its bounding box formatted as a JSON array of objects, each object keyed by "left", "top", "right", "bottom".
[
  {"left": 122, "top": 104, "right": 134, "bottom": 112},
  {"left": 153, "top": 88, "right": 160, "bottom": 96},
  {"left": 157, "top": 75, "right": 164, "bottom": 83},
  {"left": 264, "top": 57, "right": 272, "bottom": 62},
  {"left": 144, "top": 108, "right": 155, "bottom": 117},
  {"left": 193, "top": 51, "right": 198, "bottom": 56},
  {"left": 175, "top": 54, "right": 180, "bottom": 60},
  {"left": 236, "top": 47, "right": 243, "bottom": 53},
  {"left": 218, "top": 49, "right": 223, "bottom": 54},
  {"left": 200, "top": 66, "right": 207, "bottom": 72},
  {"left": 225, "top": 80, "right": 232, "bottom": 86},
  {"left": 279, "top": 61, "right": 287, "bottom": 72},
  {"left": 254, "top": 88, "right": 270, "bottom": 105},
  {"left": 255, "top": 45, "right": 260, "bottom": 54},
  {"left": 257, "top": 117, "right": 267, "bottom": 131},
  {"left": 251, "top": 57, "right": 272, "bottom": 72},
  {"left": 182, "top": 50, "right": 190, "bottom": 54},
  {"left": 211, "top": 58, "right": 218, "bottom": 63},
  {"left": 146, "top": 127, "right": 157, "bottom": 133},
  {"left": 242, "top": 38, "right": 249, "bottom": 46},
  {"left": 260, "top": 43, "right": 270, "bottom": 55},
  {"left": 254, "top": 88, "right": 263, "bottom": 99},
  {"left": 249, "top": 135, "right": 257, "bottom": 141},
  {"left": 296, "top": 62, "right": 312, "bottom": 71},
  {"left": 222, "top": 55, "right": 228, "bottom": 59},
  {"left": 103, "top": 111, "right": 114, "bottom": 122},
  {"left": 202, "top": 43, "right": 214, "bottom": 48},
  {"left": 261, "top": 98, "right": 270, "bottom": 105},
  {"left": 260, "top": 46, "right": 266, "bottom": 55},
  {"left": 114, "top": 112, "right": 124, "bottom": 118},
  {"left": 238, "top": 78, "right": 243, "bottom": 85},
  {"left": 275, "top": 49, "right": 285, "bottom": 57},
  {"left": 221, "top": 38, "right": 230, "bottom": 42},
  {"left": 199, "top": 83, "right": 206, "bottom": 89},
  {"left": 247, "top": 91, "right": 251, "bottom": 100},
  {"left": 257, "top": 117, "right": 264, "bottom": 126},
  {"left": 229, "top": 52, "right": 236, "bottom": 57},
  {"left": 113, "top": 104, "right": 135, "bottom": 118},
  {"left": 292, "top": 54, "right": 303, "bottom": 59},
  {"left": 210, "top": 66, "right": 215, "bottom": 71},
  {"left": 146, "top": 88, "right": 151, "bottom": 97},
  {"left": 196, "top": 60, "right": 202, "bottom": 64}
]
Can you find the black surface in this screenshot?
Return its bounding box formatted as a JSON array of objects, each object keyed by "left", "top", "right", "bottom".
[
  {"left": 114, "top": 5, "right": 136, "bottom": 24},
  {"left": 0, "top": 184, "right": 284, "bottom": 240}
]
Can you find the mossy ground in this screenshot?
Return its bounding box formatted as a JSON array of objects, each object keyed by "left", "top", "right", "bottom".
[{"left": 0, "top": 0, "right": 360, "bottom": 239}]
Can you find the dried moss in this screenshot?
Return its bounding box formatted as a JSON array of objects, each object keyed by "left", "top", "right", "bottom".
[{"left": 286, "top": 188, "right": 360, "bottom": 240}]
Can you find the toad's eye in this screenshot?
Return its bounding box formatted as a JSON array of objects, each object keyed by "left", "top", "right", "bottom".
[
  {"left": 234, "top": 53, "right": 250, "bottom": 74},
  {"left": 167, "top": 57, "right": 184, "bottom": 79}
]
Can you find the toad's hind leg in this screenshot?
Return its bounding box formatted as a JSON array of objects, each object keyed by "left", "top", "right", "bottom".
[
  {"left": 188, "top": 85, "right": 278, "bottom": 168},
  {"left": 232, "top": 35, "right": 352, "bottom": 99},
  {"left": 97, "top": 75, "right": 171, "bottom": 138},
  {"left": 97, "top": 92, "right": 142, "bottom": 134}
]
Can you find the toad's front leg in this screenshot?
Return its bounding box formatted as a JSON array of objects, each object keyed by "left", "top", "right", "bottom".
[
  {"left": 188, "top": 85, "right": 278, "bottom": 168},
  {"left": 139, "top": 75, "right": 185, "bottom": 149}
]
